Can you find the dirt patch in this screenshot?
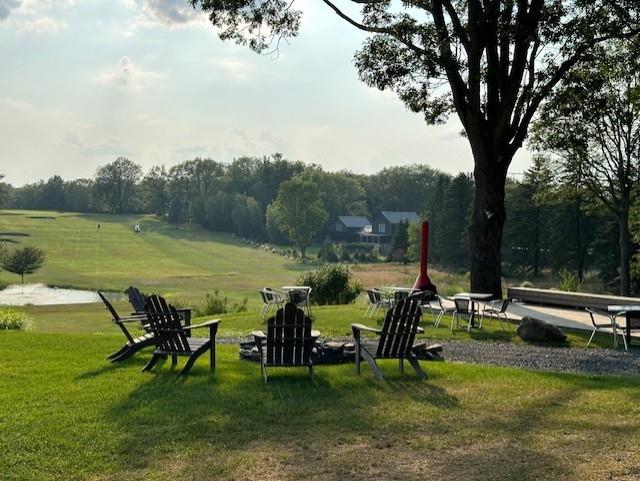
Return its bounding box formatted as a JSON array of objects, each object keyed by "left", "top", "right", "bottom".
[{"left": 28, "top": 216, "right": 56, "bottom": 220}]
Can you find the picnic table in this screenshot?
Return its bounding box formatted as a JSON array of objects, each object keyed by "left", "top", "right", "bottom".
[
  {"left": 608, "top": 305, "right": 640, "bottom": 347},
  {"left": 453, "top": 292, "right": 494, "bottom": 328}
]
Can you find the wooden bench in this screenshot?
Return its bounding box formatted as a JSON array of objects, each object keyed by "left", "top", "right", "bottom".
[{"left": 507, "top": 287, "right": 640, "bottom": 311}]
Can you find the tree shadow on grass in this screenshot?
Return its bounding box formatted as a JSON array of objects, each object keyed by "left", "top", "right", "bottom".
[{"left": 103, "top": 354, "right": 460, "bottom": 478}]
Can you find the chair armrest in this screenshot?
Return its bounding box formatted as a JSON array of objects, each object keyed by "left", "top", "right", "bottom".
[
  {"left": 311, "top": 330, "right": 321, "bottom": 338},
  {"left": 181, "top": 319, "right": 221, "bottom": 331},
  {"left": 115, "top": 315, "right": 148, "bottom": 324},
  {"left": 585, "top": 307, "right": 613, "bottom": 318},
  {"left": 351, "top": 323, "right": 382, "bottom": 334},
  {"left": 416, "top": 327, "right": 424, "bottom": 334},
  {"left": 252, "top": 330, "right": 267, "bottom": 339}
]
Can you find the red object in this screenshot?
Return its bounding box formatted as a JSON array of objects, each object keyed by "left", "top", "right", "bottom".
[{"left": 412, "top": 221, "right": 436, "bottom": 292}]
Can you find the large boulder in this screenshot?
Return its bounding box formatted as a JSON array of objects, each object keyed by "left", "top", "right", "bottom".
[{"left": 517, "top": 316, "right": 567, "bottom": 343}]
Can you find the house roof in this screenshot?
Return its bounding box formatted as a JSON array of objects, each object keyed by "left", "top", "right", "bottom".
[
  {"left": 380, "top": 211, "right": 420, "bottom": 224},
  {"left": 337, "top": 216, "right": 371, "bottom": 228}
]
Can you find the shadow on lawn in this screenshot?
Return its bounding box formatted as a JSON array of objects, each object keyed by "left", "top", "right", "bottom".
[{"left": 102, "top": 356, "right": 459, "bottom": 477}]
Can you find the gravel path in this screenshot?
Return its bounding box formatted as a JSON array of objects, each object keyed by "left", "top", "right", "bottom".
[{"left": 220, "top": 336, "right": 640, "bottom": 377}]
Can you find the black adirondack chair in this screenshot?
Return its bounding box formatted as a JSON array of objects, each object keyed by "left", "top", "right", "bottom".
[
  {"left": 125, "top": 286, "right": 192, "bottom": 333},
  {"left": 125, "top": 286, "right": 148, "bottom": 314},
  {"left": 98, "top": 291, "right": 154, "bottom": 363},
  {"left": 352, "top": 297, "right": 427, "bottom": 380},
  {"left": 142, "top": 295, "right": 220, "bottom": 375},
  {"left": 252, "top": 302, "right": 320, "bottom": 381}
]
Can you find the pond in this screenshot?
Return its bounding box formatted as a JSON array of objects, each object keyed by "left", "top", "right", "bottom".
[{"left": 0, "top": 283, "right": 102, "bottom": 306}]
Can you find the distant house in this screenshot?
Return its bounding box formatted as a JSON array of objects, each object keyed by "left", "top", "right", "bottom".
[
  {"left": 362, "top": 211, "right": 420, "bottom": 244},
  {"left": 332, "top": 216, "right": 371, "bottom": 241}
]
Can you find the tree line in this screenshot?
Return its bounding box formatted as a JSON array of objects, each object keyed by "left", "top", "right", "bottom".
[{"left": 0, "top": 153, "right": 634, "bottom": 293}]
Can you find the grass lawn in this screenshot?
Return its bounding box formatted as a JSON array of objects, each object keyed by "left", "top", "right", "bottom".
[{"left": 1, "top": 331, "right": 640, "bottom": 481}]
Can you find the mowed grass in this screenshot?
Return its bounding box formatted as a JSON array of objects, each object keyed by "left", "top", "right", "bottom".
[
  {"left": 0, "top": 210, "right": 308, "bottom": 304},
  {"left": 1, "top": 331, "right": 640, "bottom": 481}
]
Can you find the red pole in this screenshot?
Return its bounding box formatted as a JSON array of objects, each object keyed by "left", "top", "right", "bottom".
[{"left": 412, "top": 221, "right": 435, "bottom": 291}]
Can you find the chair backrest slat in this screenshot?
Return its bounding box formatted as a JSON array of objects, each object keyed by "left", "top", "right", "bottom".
[
  {"left": 145, "top": 295, "right": 191, "bottom": 353},
  {"left": 266, "top": 302, "right": 314, "bottom": 366},
  {"left": 126, "top": 286, "right": 149, "bottom": 313},
  {"left": 376, "top": 297, "right": 422, "bottom": 358}
]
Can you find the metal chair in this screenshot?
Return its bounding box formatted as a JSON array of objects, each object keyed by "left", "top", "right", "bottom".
[
  {"left": 364, "top": 289, "right": 391, "bottom": 318},
  {"left": 259, "top": 288, "right": 284, "bottom": 318},
  {"left": 451, "top": 298, "right": 477, "bottom": 332},
  {"left": 586, "top": 308, "right": 627, "bottom": 350},
  {"left": 426, "top": 295, "right": 454, "bottom": 327},
  {"left": 480, "top": 299, "right": 510, "bottom": 329}
]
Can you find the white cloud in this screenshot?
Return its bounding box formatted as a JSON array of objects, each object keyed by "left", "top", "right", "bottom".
[
  {"left": 18, "top": 16, "right": 65, "bottom": 32},
  {"left": 0, "top": 0, "right": 21, "bottom": 21},
  {"left": 124, "top": 0, "right": 206, "bottom": 34},
  {"left": 95, "top": 57, "right": 163, "bottom": 89}
]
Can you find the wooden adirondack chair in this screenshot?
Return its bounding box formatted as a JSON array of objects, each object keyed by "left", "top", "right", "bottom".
[
  {"left": 126, "top": 286, "right": 192, "bottom": 333},
  {"left": 125, "top": 286, "right": 148, "bottom": 314},
  {"left": 99, "top": 291, "right": 155, "bottom": 363},
  {"left": 142, "top": 295, "right": 220, "bottom": 375},
  {"left": 252, "top": 302, "right": 320, "bottom": 381},
  {"left": 351, "top": 297, "right": 427, "bottom": 380}
]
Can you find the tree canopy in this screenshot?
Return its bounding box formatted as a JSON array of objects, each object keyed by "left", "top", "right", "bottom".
[
  {"left": 189, "top": 0, "right": 640, "bottom": 296},
  {"left": 2, "top": 246, "right": 46, "bottom": 284}
]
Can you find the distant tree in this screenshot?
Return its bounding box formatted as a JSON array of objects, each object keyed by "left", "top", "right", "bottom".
[
  {"left": 0, "top": 173, "right": 11, "bottom": 208},
  {"left": 388, "top": 220, "right": 410, "bottom": 263},
  {"left": 40, "top": 175, "right": 66, "bottom": 211},
  {"left": 231, "top": 195, "right": 264, "bottom": 239},
  {"left": 141, "top": 166, "right": 169, "bottom": 216},
  {"left": 2, "top": 246, "right": 45, "bottom": 284},
  {"left": 94, "top": 157, "right": 142, "bottom": 214},
  {"left": 267, "top": 176, "right": 328, "bottom": 258},
  {"left": 532, "top": 40, "right": 640, "bottom": 295}
]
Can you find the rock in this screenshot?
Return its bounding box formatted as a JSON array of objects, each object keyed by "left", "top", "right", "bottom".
[
  {"left": 517, "top": 317, "right": 567, "bottom": 343},
  {"left": 412, "top": 342, "right": 445, "bottom": 361}
]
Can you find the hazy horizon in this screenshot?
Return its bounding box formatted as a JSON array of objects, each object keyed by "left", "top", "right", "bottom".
[{"left": 0, "top": 0, "right": 533, "bottom": 186}]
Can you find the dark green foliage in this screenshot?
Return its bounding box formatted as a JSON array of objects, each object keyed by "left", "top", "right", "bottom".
[
  {"left": 93, "top": 157, "right": 142, "bottom": 214},
  {"left": 2, "top": 245, "right": 45, "bottom": 284},
  {"left": 388, "top": 220, "right": 409, "bottom": 263},
  {"left": 297, "top": 264, "right": 361, "bottom": 306}
]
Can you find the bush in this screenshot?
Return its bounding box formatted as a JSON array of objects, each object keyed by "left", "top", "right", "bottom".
[
  {"left": 520, "top": 280, "right": 534, "bottom": 288},
  {"left": 197, "top": 290, "right": 248, "bottom": 316},
  {"left": 0, "top": 308, "right": 30, "bottom": 330},
  {"left": 558, "top": 269, "right": 581, "bottom": 292},
  {"left": 297, "top": 264, "right": 362, "bottom": 305}
]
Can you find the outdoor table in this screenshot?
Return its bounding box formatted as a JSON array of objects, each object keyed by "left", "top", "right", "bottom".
[
  {"left": 608, "top": 305, "right": 640, "bottom": 347},
  {"left": 282, "top": 286, "right": 312, "bottom": 315},
  {"left": 453, "top": 292, "right": 494, "bottom": 328}
]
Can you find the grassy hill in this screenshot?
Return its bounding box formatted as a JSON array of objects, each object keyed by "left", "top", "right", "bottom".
[{"left": 0, "top": 210, "right": 306, "bottom": 303}]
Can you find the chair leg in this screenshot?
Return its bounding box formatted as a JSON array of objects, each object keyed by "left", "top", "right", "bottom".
[
  {"left": 261, "top": 363, "right": 268, "bottom": 382},
  {"left": 360, "top": 348, "right": 384, "bottom": 380},
  {"left": 587, "top": 327, "right": 598, "bottom": 347},
  {"left": 171, "top": 354, "right": 178, "bottom": 366},
  {"left": 210, "top": 342, "right": 216, "bottom": 371},
  {"left": 308, "top": 365, "right": 313, "bottom": 380},
  {"left": 180, "top": 355, "right": 198, "bottom": 376},
  {"left": 398, "top": 358, "right": 404, "bottom": 373},
  {"left": 355, "top": 342, "right": 361, "bottom": 375},
  {"left": 107, "top": 344, "right": 130, "bottom": 361},
  {"left": 141, "top": 353, "right": 161, "bottom": 372},
  {"left": 451, "top": 312, "right": 456, "bottom": 331},
  {"left": 407, "top": 356, "right": 427, "bottom": 380}
]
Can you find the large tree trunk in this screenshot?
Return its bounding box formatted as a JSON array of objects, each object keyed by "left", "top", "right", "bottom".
[
  {"left": 469, "top": 155, "right": 508, "bottom": 298},
  {"left": 575, "top": 197, "right": 585, "bottom": 283},
  {"left": 618, "top": 200, "right": 631, "bottom": 296}
]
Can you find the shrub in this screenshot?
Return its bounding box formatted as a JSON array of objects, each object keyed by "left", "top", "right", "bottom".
[
  {"left": 0, "top": 308, "right": 30, "bottom": 330},
  {"left": 297, "top": 264, "right": 362, "bottom": 305},
  {"left": 520, "top": 281, "right": 534, "bottom": 288},
  {"left": 558, "top": 269, "right": 581, "bottom": 292},
  {"left": 197, "top": 290, "right": 248, "bottom": 316}
]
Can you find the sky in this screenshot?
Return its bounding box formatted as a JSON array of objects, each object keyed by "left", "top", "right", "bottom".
[{"left": 0, "top": 0, "right": 532, "bottom": 186}]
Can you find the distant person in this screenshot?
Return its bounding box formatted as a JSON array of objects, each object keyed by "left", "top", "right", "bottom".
[
  {"left": 134, "top": 224, "right": 141, "bottom": 233},
  {"left": 97, "top": 223, "right": 101, "bottom": 231}
]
